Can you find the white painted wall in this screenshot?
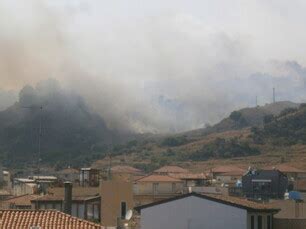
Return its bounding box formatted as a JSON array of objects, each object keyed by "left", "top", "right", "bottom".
[{"left": 140, "top": 196, "right": 247, "bottom": 229}]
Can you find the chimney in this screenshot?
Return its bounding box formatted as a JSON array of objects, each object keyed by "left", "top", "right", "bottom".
[{"left": 64, "top": 182, "right": 72, "bottom": 215}]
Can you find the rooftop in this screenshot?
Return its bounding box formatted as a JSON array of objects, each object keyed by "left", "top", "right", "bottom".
[
  {"left": 135, "top": 174, "right": 182, "bottom": 183},
  {"left": 168, "top": 173, "right": 207, "bottom": 180},
  {"left": 111, "top": 165, "right": 143, "bottom": 174},
  {"left": 47, "top": 187, "right": 100, "bottom": 197},
  {"left": 154, "top": 166, "right": 189, "bottom": 174},
  {"left": 32, "top": 195, "right": 100, "bottom": 202},
  {"left": 262, "top": 164, "right": 306, "bottom": 173},
  {"left": 57, "top": 168, "right": 79, "bottom": 174},
  {"left": 135, "top": 192, "right": 280, "bottom": 213},
  {"left": 2, "top": 194, "right": 40, "bottom": 207},
  {"left": 211, "top": 165, "right": 245, "bottom": 174},
  {"left": 0, "top": 210, "right": 103, "bottom": 229}
]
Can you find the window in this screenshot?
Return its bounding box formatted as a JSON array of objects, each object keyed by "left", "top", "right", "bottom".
[
  {"left": 121, "top": 202, "right": 127, "bottom": 219},
  {"left": 258, "top": 215, "right": 262, "bottom": 229},
  {"left": 172, "top": 183, "right": 176, "bottom": 192},
  {"left": 267, "top": 215, "right": 271, "bottom": 229},
  {"left": 153, "top": 183, "right": 159, "bottom": 195},
  {"left": 251, "top": 215, "right": 255, "bottom": 229}
]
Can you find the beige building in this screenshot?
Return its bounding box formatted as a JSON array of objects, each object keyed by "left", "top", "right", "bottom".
[
  {"left": 100, "top": 180, "right": 134, "bottom": 228},
  {"left": 134, "top": 174, "right": 184, "bottom": 206}
]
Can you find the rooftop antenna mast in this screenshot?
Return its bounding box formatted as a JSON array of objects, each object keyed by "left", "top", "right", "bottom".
[{"left": 22, "top": 105, "right": 43, "bottom": 176}]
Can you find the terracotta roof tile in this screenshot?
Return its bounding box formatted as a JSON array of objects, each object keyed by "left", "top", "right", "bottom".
[
  {"left": 0, "top": 210, "right": 104, "bottom": 229},
  {"left": 262, "top": 164, "right": 306, "bottom": 173},
  {"left": 111, "top": 165, "right": 143, "bottom": 174},
  {"left": 211, "top": 165, "right": 245, "bottom": 173},
  {"left": 135, "top": 174, "right": 182, "bottom": 182},
  {"left": 154, "top": 166, "right": 189, "bottom": 174},
  {"left": 168, "top": 173, "right": 207, "bottom": 180},
  {"left": 2, "top": 194, "right": 40, "bottom": 207}
]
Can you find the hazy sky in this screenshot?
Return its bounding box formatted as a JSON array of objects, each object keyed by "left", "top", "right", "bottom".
[{"left": 1, "top": 0, "right": 306, "bottom": 132}]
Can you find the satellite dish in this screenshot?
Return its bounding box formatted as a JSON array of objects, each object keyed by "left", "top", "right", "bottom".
[{"left": 125, "top": 209, "right": 133, "bottom": 221}]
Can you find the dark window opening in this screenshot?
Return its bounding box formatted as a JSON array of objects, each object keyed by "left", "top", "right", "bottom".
[
  {"left": 121, "top": 202, "right": 127, "bottom": 219},
  {"left": 267, "top": 215, "right": 271, "bottom": 229},
  {"left": 258, "top": 215, "right": 262, "bottom": 229},
  {"left": 251, "top": 215, "right": 255, "bottom": 229}
]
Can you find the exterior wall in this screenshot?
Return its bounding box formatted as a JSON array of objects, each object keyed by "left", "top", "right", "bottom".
[
  {"left": 134, "top": 182, "right": 183, "bottom": 195},
  {"left": 247, "top": 213, "right": 274, "bottom": 229},
  {"left": 13, "top": 183, "right": 36, "bottom": 196},
  {"left": 140, "top": 196, "right": 247, "bottom": 229},
  {"left": 274, "top": 218, "right": 306, "bottom": 229},
  {"left": 101, "top": 180, "right": 134, "bottom": 227},
  {"left": 242, "top": 170, "right": 288, "bottom": 199}
]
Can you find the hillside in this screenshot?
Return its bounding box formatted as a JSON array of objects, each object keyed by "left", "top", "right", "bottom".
[
  {"left": 0, "top": 80, "right": 117, "bottom": 168},
  {"left": 184, "top": 101, "right": 299, "bottom": 138},
  {"left": 92, "top": 102, "right": 304, "bottom": 172}
]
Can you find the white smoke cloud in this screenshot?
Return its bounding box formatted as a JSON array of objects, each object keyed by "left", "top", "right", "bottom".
[{"left": 0, "top": 0, "right": 306, "bottom": 133}]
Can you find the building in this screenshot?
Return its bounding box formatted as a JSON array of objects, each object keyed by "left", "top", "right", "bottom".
[
  {"left": 13, "top": 178, "right": 37, "bottom": 196},
  {"left": 270, "top": 199, "right": 306, "bottom": 229},
  {"left": 168, "top": 173, "right": 209, "bottom": 193},
  {"left": 32, "top": 195, "right": 101, "bottom": 221},
  {"left": 134, "top": 174, "right": 184, "bottom": 205},
  {"left": 0, "top": 194, "right": 39, "bottom": 209},
  {"left": 80, "top": 168, "right": 100, "bottom": 187},
  {"left": 57, "top": 167, "right": 80, "bottom": 183},
  {"left": 0, "top": 209, "right": 103, "bottom": 228},
  {"left": 32, "top": 184, "right": 101, "bottom": 222},
  {"left": 216, "top": 170, "right": 245, "bottom": 185},
  {"left": 135, "top": 192, "right": 279, "bottom": 229},
  {"left": 110, "top": 165, "right": 144, "bottom": 182},
  {"left": 153, "top": 166, "right": 189, "bottom": 175},
  {"left": 242, "top": 169, "right": 288, "bottom": 200},
  {"left": 210, "top": 165, "right": 245, "bottom": 179},
  {"left": 100, "top": 180, "right": 134, "bottom": 228},
  {"left": 262, "top": 164, "right": 306, "bottom": 181}
]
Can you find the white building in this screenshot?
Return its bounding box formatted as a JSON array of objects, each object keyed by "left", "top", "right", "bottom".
[{"left": 135, "top": 192, "right": 279, "bottom": 229}]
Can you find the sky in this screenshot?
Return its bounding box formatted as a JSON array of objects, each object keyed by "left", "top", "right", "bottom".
[{"left": 0, "top": 0, "right": 306, "bottom": 133}]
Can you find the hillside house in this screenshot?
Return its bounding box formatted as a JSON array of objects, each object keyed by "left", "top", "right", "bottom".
[
  {"left": 135, "top": 192, "right": 279, "bottom": 229},
  {"left": 110, "top": 165, "right": 144, "bottom": 182},
  {"left": 153, "top": 165, "right": 189, "bottom": 175},
  {"left": 210, "top": 165, "right": 245, "bottom": 179},
  {"left": 242, "top": 170, "right": 288, "bottom": 200}
]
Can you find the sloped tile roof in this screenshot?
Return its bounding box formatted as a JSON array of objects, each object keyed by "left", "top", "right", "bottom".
[
  {"left": 262, "top": 164, "right": 306, "bottom": 173},
  {"left": 135, "top": 174, "right": 182, "bottom": 182},
  {"left": 2, "top": 194, "right": 40, "bottom": 207},
  {"left": 154, "top": 166, "right": 189, "bottom": 174},
  {"left": 211, "top": 165, "right": 245, "bottom": 173},
  {"left": 111, "top": 165, "right": 143, "bottom": 174},
  {"left": 168, "top": 173, "right": 207, "bottom": 180},
  {"left": 135, "top": 192, "right": 280, "bottom": 213},
  {"left": 0, "top": 210, "right": 104, "bottom": 229}
]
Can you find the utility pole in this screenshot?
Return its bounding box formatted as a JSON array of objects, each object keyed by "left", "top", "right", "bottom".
[
  {"left": 273, "top": 88, "right": 276, "bottom": 103},
  {"left": 22, "top": 105, "right": 43, "bottom": 176},
  {"left": 256, "top": 95, "right": 258, "bottom": 107}
]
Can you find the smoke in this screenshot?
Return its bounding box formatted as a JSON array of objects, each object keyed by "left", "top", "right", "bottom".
[{"left": 1, "top": 0, "right": 306, "bottom": 133}]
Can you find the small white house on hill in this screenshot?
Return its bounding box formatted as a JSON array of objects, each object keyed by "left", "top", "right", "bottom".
[{"left": 135, "top": 192, "right": 279, "bottom": 229}]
